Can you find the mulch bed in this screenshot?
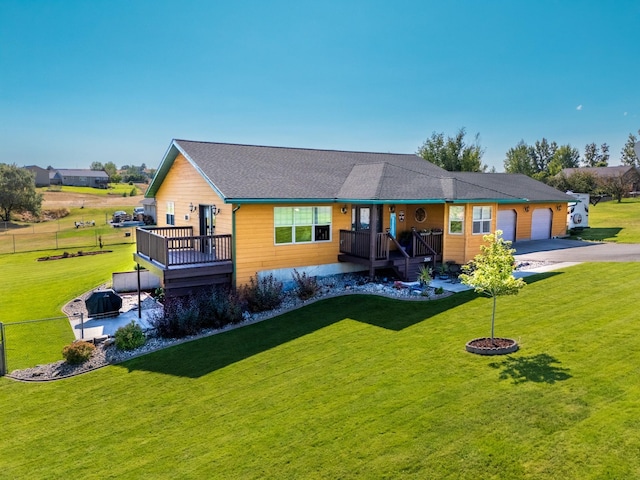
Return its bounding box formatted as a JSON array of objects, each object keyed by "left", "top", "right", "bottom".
[{"left": 37, "top": 250, "right": 112, "bottom": 261}]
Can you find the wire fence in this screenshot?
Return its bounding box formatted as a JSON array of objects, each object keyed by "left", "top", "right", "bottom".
[
  {"left": 1, "top": 316, "right": 73, "bottom": 375},
  {"left": 0, "top": 227, "right": 136, "bottom": 254}
]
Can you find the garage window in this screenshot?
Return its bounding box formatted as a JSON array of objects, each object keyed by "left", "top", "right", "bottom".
[{"left": 472, "top": 206, "right": 492, "bottom": 234}]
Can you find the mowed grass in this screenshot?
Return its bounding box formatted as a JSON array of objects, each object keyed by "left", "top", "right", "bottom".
[
  {"left": 0, "top": 244, "right": 136, "bottom": 370},
  {"left": 2, "top": 263, "right": 640, "bottom": 479},
  {"left": 40, "top": 184, "right": 145, "bottom": 197},
  {"left": 570, "top": 197, "right": 640, "bottom": 243}
]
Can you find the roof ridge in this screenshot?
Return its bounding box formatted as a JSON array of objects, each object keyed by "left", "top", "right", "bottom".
[{"left": 173, "top": 139, "right": 416, "bottom": 157}]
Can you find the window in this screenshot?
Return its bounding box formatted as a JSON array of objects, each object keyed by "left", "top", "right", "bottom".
[
  {"left": 449, "top": 206, "right": 464, "bottom": 234},
  {"left": 166, "top": 201, "right": 175, "bottom": 226},
  {"left": 472, "top": 206, "right": 492, "bottom": 234},
  {"left": 275, "top": 206, "right": 331, "bottom": 244}
]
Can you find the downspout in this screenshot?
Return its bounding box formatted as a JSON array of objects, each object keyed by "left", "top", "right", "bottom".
[{"left": 232, "top": 204, "right": 241, "bottom": 288}]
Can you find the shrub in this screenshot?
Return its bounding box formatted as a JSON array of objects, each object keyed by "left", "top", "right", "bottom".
[
  {"left": 200, "top": 287, "right": 243, "bottom": 328},
  {"left": 434, "top": 287, "right": 444, "bottom": 295},
  {"left": 130, "top": 187, "right": 137, "bottom": 196},
  {"left": 292, "top": 269, "right": 319, "bottom": 300},
  {"left": 114, "top": 321, "right": 146, "bottom": 351},
  {"left": 151, "top": 296, "right": 201, "bottom": 338},
  {"left": 62, "top": 340, "right": 96, "bottom": 365},
  {"left": 239, "top": 273, "right": 284, "bottom": 313}
]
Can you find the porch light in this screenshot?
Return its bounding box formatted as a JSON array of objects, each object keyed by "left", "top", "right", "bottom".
[
  {"left": 389, "top": 205, "right": 395, "bottom": 213},
  {"left": 189, "top": 202, "right": 197, "bottom": 213}
]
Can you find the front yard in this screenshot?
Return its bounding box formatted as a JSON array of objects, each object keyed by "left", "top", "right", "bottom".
[{"left": 2, "top": 262, "right": 640, "bottom": 478}]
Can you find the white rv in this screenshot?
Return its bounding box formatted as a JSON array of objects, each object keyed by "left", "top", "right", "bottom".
[{"left": 567, "top": 192, "right": 589, "bottom": 230}]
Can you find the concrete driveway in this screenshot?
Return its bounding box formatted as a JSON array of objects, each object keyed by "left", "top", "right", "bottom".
[{"left": 513, "top": 239, "right": 640, "bottom": 262}]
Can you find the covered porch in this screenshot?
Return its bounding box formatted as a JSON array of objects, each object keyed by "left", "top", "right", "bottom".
[
  {"left": 338, "top": 227, "right": 443, "bottom": 282},
  {"left": 133, "top": 226, "right": 233, "bottom": 297}
]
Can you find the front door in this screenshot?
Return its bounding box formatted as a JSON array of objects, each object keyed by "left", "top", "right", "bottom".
[
  {"left": 351, "top": 205, "right": 382, "bottom": 232},
  {"left": 199, "top": 205, "right": 216, "bottom": 254}
]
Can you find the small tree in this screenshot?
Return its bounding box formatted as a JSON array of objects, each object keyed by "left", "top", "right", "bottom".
[{"left": 459, "top": 231, "right": 525, "bottom": 342}]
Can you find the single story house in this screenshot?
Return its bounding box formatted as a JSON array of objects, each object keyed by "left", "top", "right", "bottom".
[
  {"left": 50, "top": 169, "right": 109, "bottom": 188},
  {"left": 24, "top": 165, "right": 51, "bottom": 187},
  {"left": 560, "top": 166, "right": 640, "bottom": 194},
  {"left": 134, "top": 139, "right": 573, "bottom": 296}
]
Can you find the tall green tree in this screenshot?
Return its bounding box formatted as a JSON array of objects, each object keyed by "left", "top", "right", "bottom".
[
  {"left": 548, "top": 145, "right": 581, "bottom": 176},
  {"left": 103, "top": 161, "right": 118, "bottom": 181},
  {"left": 528, "top": 138, "right": 558, "bottom": 174},
  {"left": 583, "top": 142, "right": 609, "bottom": 167},
  {"left": 504, "top": 141, "right": 535, "bottom": 175},
  {"left": 621, "top": 133, "right": 639, "bottom": 166},
  {"left": 459, "top": 231, "right": 526, "bottom": 342},
  {"left": 417, "top": 128, "right": 486, "bottom": 172},
  {"left": 90, "top": 161, "right": 104, "bottom": 171},
  {"left": 0, "top": 164, "right": 44, "bottom": 221}
]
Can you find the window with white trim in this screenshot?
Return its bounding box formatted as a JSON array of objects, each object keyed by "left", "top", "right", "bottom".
[
  {"left": 166, "top": 201, "right": 175, "bottom": 226},
  {"left": 472, "top": 206, "right": 492, "bottom": 234},
  {"left": 448, "top": 205, "right": 464, "bottom": 234},
  {"left": 274, "top": 206, "right": 332, "bottom": 244}
]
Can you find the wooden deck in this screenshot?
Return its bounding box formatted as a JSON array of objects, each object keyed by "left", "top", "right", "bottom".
[{"left": 134, "top": 227, "right": 233, "bottom": 296}]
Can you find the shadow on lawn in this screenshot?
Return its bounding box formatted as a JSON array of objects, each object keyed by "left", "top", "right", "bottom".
[
  {"left": 489, "top": 353, "right": 572, "bottom": 385},
  {"left": 569, "top": 227, "right": 622, "bottom": 242},
  {"left": 115, "top": 273, "right": 562, "bottom": 379},
  {"left": 115, "top": 292, "right": 478, "bottom": 378}
]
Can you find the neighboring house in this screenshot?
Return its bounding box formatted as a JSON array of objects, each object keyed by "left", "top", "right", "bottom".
[
  {"left": 560, "top": 166, "right": 640, "bottom": 194},
  {"left": 50, "top": 169, "right": 109, "bottom": 188},
  {"left": 24, "top": 165, "right": 50, "bottom": 187},
  {"left": 134, "top": 139, "right": 573, "bottom": 296}
]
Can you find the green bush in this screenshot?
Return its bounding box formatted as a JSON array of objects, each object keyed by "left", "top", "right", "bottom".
[
  {"left": 114, "top": 321, "right": 146, "bottom": 351},
  {"left": 151, "top": 297, "right": 201, "bottom": 338},
  {"left": 129, "top": 187, "right": 137, "bottom": 196},
  {"left": 292, "top": 269, "right": 319, "bottom": 300},
  {"left": 239, "top": 273, "right": 284, "bottom": 313},
  {"left": 62, "top": 340, "right": 96, "bottom": 365}
]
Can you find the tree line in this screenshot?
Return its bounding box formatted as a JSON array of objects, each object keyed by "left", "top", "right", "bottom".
[
  {"left": 89, "top": 161, "right": 155, "bottom": 184},
  {"left": 418, "top": 129, "right": 640, "bottom": 199}
]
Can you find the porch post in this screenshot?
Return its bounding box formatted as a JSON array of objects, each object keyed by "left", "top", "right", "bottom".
[{"left": 368, "top": 203, "right": 377, "bottom": 279}]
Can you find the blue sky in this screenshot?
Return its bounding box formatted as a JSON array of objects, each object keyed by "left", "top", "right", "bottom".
[{"left": 1, "top": 0, "right": 638, "bottom": 172}]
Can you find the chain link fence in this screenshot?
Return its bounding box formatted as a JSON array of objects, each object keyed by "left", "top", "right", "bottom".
[{"left": 0, "top": 227, "right": 136, "bottom": 254}]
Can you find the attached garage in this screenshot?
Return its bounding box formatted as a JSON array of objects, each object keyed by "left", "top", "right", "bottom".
[
  {"left": 497, "top": 209, "right": 517, "bottom": 242},
  {"left": 531, "top": 208, "right": 552, "bottom": 240}
]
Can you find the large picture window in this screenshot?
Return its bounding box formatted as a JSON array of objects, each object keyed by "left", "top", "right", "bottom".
[
  {"left": 472, "top": 206, "right": 492, "bottom": 234},
  {"left": 166, "top": 202, "right": 175, "bottom": 226},
  {"left": 448, "top": 205, "right": 464, "bottom": 234},
  {"left": 275, "top": 206, "right": 332, "bottom": 244}
]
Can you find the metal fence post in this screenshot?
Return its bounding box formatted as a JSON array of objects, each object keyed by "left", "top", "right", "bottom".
[{"left": 0, "top": 322, "right": 7, "bottom": 376}]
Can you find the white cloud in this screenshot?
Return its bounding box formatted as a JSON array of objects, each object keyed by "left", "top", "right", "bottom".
[{"left": 576, "top": 104, "right": 583, "bottom": 111}]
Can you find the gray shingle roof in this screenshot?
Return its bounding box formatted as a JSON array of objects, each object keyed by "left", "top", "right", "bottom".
[{"left": 147, "top": 139, "right": 572, "bottom": 204}]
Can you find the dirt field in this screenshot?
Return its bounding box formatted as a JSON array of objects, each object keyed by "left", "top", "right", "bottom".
[{"left": 42, "top": 191, "right": 143, "bottom": 208}]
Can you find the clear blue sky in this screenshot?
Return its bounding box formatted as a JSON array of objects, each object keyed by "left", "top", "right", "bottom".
[{"left": 1, "top": 0, "right": 638, "bottom": 172}]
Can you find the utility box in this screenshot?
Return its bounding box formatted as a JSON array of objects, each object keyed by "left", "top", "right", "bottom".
[{"left": 567, "top": 192, "right": 589, "bottom": 231}]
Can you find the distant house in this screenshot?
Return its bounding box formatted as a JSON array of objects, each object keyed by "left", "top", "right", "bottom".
[
  {"left": 133, "top": 139, "right": 573, "bottom": 296},
  {"left": 24, "top": 165, "right": 50, "bottom": 187},
  {"left": 50, "top": 169, "right": 109, "bottom": 188},
  {"left": 560, "top": 166, "right": 640, "bottom": 194}
]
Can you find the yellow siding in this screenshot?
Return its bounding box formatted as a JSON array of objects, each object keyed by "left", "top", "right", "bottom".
[
  {"left": 234, "top": 203, "right": 352, "bottom": 286},
  {"left": 154, "top": 154, "right": 231, "bottom": 234}
]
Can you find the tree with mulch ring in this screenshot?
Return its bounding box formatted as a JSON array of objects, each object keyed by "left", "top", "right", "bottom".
[{"left": 459, "top": 230, "right": 525, "bottom": 355}]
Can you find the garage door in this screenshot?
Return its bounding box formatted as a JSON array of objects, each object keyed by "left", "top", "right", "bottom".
[
  {"left": 531, "top": 208, "right": 552, "bottom": 240},
  {"left": 497, "top": 209, "right": 516, "bottom": 242}
]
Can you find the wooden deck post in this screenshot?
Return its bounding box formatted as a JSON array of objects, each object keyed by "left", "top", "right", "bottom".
[{"left": 369, "top": 204, "right": 377, "bottom": 279}]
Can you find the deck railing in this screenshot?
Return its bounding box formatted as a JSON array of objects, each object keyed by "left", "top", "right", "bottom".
[
  {"left": 339, "top": 230, "right": 389, "bottom": 260},
  {"left": 136, "top": 227, "right": 232, "bottom": 267}
]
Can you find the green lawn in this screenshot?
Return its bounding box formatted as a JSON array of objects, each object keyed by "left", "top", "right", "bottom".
[
  {"left": 0, "top": 244, "right": 136, "bottom": 370},
  {"left": 40, "top": 183, "right": 145, "bottom": 197},
  {"left": 2, "top": 263, "right": 640, "bottom": 478},
  {"left": 569, "top": 197, "right": 640, "bottom": 243}
]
